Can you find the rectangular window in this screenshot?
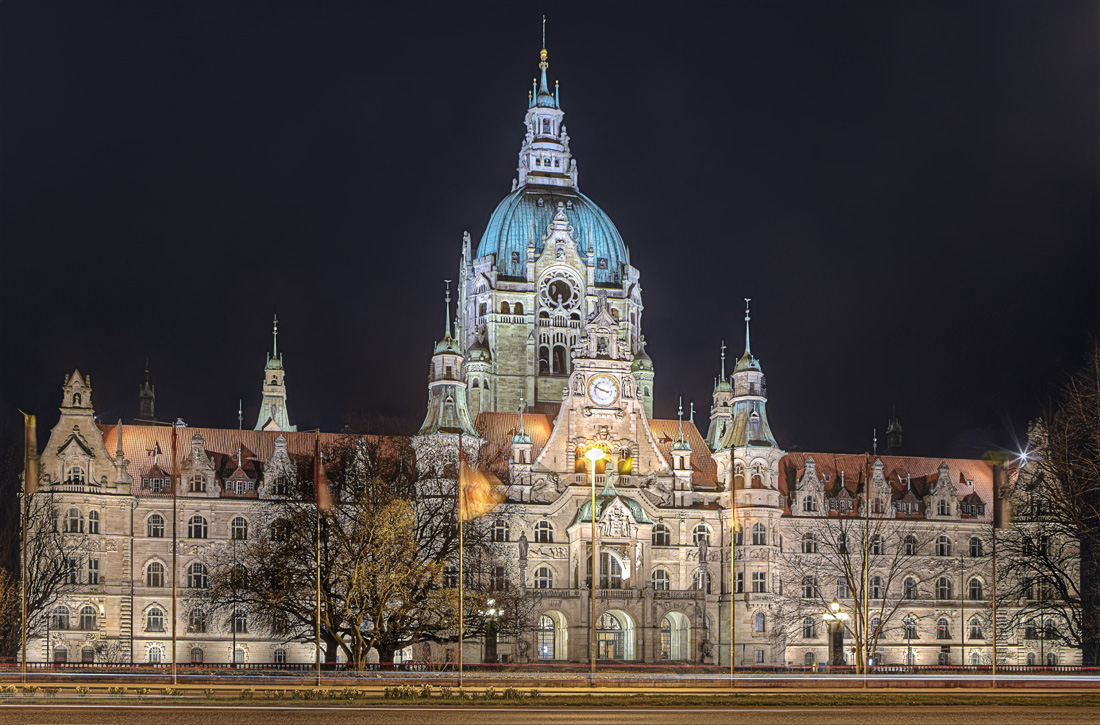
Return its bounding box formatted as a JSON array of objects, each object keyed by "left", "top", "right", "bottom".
[
  {"left": 66, "top": 558, "right": 80, "bottom": 585},
  {"left": 735, "top": 572, "right": 744, "bottom": 593},
  {"left": 755, "top": 649, "right": 764, "bottom": 664},
  {"left": 751, "top": 571, "right": 767, "bottom": 593},
  {"left": 87, "top": 558, "right": 99, "bottom": 585}
]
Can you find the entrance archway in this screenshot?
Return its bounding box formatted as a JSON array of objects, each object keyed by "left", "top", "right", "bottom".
[
  {"left": 597, "top": 609, "right": 635, "bottom": 661},
  {"left": 536, "top": 611, "right": 568, "bottom": 661},
  {"left": 661, "top": 612, "right": 690, "bottom": 661}
]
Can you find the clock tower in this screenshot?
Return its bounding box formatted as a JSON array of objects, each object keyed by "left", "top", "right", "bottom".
[{"left": 532, "top": 292, "right": 669, "bottom": 477}]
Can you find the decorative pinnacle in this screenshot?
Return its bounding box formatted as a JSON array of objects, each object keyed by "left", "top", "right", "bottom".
[
  {"left": 690, "top": 402, "right": 695, "bottom": 424},
  {"left": 540, "top": 15, "right": 547, "bottom": 68},
  {"left": 519, "top": 396, "right": 526, "bottom": 435},
  {"left": 677, "top": 395, "right": 684, "bottom": 441},
  {"left": 873, "top": 428, "right": 878, "bottom": 456},
  {"left": 238, "top": 399, "right": 243, "bottom": 430},
  {"left": 444, "top": 280, "right": 452, "bottom": 338},
  {"left": 272, "top": 314, "right": 279, "bottom": 358},
  {"left": 744, "top": 298, "right": 752, "bottom": 355},
  {"left": 719, "top": 340, "right": 727, "bottom": 379}
]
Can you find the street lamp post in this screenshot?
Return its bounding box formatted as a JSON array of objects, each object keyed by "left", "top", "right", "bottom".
[
  {"left": 585, "top": 447, "right": 606, "bottom": 685},
  {"left": 822, "top": 599, "right": 849, "bottom": 669}
]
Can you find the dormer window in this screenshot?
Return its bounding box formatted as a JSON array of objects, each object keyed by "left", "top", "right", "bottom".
[
  {"left": 541, "top": 119, "right": 550, "bottom": 133},
  {"left": 536, "top": 198, "right": 545, "bottom": 208},
  {"left": 565, "top": 200, "right": 573, "bottom": 210},
  {"left": 597, "top": 258, "right": 608, "bottom": 270}
]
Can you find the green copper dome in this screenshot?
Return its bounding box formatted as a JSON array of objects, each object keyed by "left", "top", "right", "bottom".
[{"left": 476, "top": 184, "right": 627, "bottom": 285}]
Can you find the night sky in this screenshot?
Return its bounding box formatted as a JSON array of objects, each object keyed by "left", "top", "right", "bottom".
[{"left": 2, "top": 1, "right": 1097, "bottom": 459}]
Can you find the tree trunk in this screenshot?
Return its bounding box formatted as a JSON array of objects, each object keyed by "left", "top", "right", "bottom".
[
  {"left": 378, "top": 644, "right": 398, "bottom": 670},
  {"left": 1079, "top": 533, "right": 1100, "bottom": 666},
  {"left": 322, "top": 631, "right": 340, "bottom": 665}
]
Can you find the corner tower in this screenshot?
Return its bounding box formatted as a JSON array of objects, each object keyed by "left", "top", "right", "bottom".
[
  {"left": 456, "top": 31, "right": 649, "bottom": 414},
  {"left": 419, "top": 283, "right": 478, "bottom": 436},
  {"left": 254, "top": 315, "right": 296, "bottom": 432}
]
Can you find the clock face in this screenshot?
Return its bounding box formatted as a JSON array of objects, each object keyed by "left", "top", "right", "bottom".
[{"left": 588, "top": 374, "right": 620, "bottom": 406}]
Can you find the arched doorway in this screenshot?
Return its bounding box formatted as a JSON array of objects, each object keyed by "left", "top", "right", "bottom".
[
  {"left": 536, "top": 611, "right": 568, "bottom": 661},
  {"left": 597, "top": 609, "right": 635, "bottom": 661},
  {"left": 660, "top": 612, "right": 690, "bottom": 661}
]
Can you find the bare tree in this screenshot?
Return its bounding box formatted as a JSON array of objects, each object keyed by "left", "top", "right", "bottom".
[
  {"left": 777, "top": 508, "right": 958, "bottom": 672},
  {"left": 198, "top": 433, "right": 512, "bottom": 668},
  {"left": 998, "top": 345, "right": 1100, "bottom": 664}
]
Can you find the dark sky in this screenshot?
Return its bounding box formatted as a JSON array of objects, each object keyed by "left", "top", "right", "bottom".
[{"left": 2, "top": 1, "right": 1097, "bottom": 459}]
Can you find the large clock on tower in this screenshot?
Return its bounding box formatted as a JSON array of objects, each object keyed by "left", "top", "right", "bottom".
[{"left": 587, "top": 374, "right": 620, "bottom": 406}]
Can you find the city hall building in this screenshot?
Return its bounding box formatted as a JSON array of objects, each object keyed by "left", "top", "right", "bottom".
[{"left": 25, "top": 42, "right": 1074, "bottom": 669}]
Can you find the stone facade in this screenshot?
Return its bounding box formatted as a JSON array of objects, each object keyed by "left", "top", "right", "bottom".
[{"left": 22, "top": 41, "right": 1078, "bottom": 669}]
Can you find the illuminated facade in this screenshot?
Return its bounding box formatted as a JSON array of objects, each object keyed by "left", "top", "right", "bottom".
[{"left": 24, "top": 41, "right": 1078, "bottom": 669}]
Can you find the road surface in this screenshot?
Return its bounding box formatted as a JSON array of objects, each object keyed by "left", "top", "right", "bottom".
[{"left": 2, "top": 705, "right": 1099, "bottom": 725}]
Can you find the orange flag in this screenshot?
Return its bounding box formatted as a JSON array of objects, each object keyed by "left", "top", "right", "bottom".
[{"left": 458, "top": 459, "right": 504, "bottom": 522}]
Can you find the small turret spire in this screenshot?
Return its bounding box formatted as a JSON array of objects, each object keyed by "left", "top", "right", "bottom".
[
  {"left": 238, "top": 399, "right": 243, "bottom": 430},
  {"left": 677, "top": 396, "right": 684, "bottom": 442},
  {"left": 272, "top": 314, "right": 279, "bottom": 359},
  {"left": 744, "top": 299, "right": 752, "bottom": 355},
  {"left": 116, "top": 419, "right": 124, "bottom": 458},
  {"left": 720, "top": 340, "right": 727, "bottom": 379},
  {"left": 519, "top": 396, "right": 526, "bottom": 435},
  {"left": 444, "top": 280, "right": 452, "bottom": 338},
  {"left": 873, "top": 428, "right": 878, "bottom": 456}
]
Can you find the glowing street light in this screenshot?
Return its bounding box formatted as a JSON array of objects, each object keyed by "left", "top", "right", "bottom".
[{"left": 823, "top": 599, "right": 849, "bottom": 668}]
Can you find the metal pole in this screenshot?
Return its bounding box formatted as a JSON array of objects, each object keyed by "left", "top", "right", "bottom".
[
  {"left": 729, "top": 501, "right": 735, "bottom": 685},
  {"left": 171, "top": 424, "right": 178, "bottom": 684},
  {"left": 314, "top": 434, "right": 322, "bottom": 687},
  {"left": 20, "top": 490, "right": 27, "bottom": 683},
  {"left": 458, "top": 430, "right": 463, "bottom": 688},
  {"left": 992, "top": 516, "right": 998, "bottom": 682},
  {"left": 590, "top": 456, "right": 598, "bottom": 685}
]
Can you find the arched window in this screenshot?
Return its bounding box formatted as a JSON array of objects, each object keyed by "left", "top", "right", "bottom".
[
  {"left": 596, "top": 612, "right": 624, "bottom": 660},
  {"left": 836, "top": 532, "right": 848, "bottom": 554},
  {"left": 936, "top": 617, "right": 950, "bottom": 639},
  {"left": 67, "top": 466, "right": 85, "bottom": 484},
  {"left": 188, "top": 515, "right": 208, "bottom": 539},
  {"left": 733, "top": 462, "right": 745, "bottom": 490},
  {"left": 1046, "top": 652, "right": 1056, "bottom": 667},
  {"left": 903, "top": 615, "right": 918, "bottom": 640},
  {"left": 471, "top": 379, "right": 479, "bottom": 388},
  {"left": 802, "top": 617, "right": 815, "bottom": 639},
  {"left": 500, "top": 301, "right": 511, "bottom": 314},
  {"left": 969, "top": 537, "right": 984, "bottom": 557},
  {"left": 652, "top": 524, "right": 671, "bottom": 546},
  {"left": 190, "top": 647, "right": 204, "bottom": 664},
  {"left": 188, "top": 562, "right": 208, "bottom": 589},
  {"left": 81, "top": 646, "right": 95, "bottom": 663},
  {"left": 804, "top": 651, "right": 816, "bottom": 666},
  {"left": 53, "top": 646, "right": 68, "bottom": 663},
  {"left": 936, "top": 535, "right": 952, "bottom": 557},
  {"left": 692, "top": 570, "right": 711, "bottom": 594},
  {"left": 801, "top": 576, "right": 817, "bottom": 599},
  {"left": 146, "top": 562, "right": 165, "bottom": 587},
  {"left": 803, "top": 495, "right": 818, "bottom": 512},
  {"left": 87, "top": 510, "right": 100, "bottom": 534},
  {"left": 1026, "top": 652, "right": 1036, "bottom": 666},
  {"left": 51, "top": 606, "right": 69, "bottom": 630},
  {"left": 274, "top": 648, "right": 288, "bottom": 664},
  {"left": 751, "top": 523, "right": 766, "bottom": 546},
  {"left": 65, "top": 508, "right": 83, "bottom": 533},
  {"left": 968, "top": 578, "right": 983, "bottom": 601},
  {"left": 936, "top": 577, "right": 953, "bottom": 600},
  {"left": 147, "top": 607, "right": 165, "bottom": 632},
  {"left": 969, "top": 617, "right": 984, "bottom": 640},
  {"left": 147, "top": 513, "right": 165, "bottom": 538},
  {"left": 188, "top": 608, "right": 206, "bottom": 633},
  {"left": 72, "top": 393, "right": 82, "bottom": 406},
  {"left": 534, "top": 520, "right": 553, "bottom": 543},
  {"left": 651, "top": 569, "right": 670, "bottom": 591},
  {"left": 904, "top": 535, "right": 918, "bottom": 555},
  {"left": 869, "top": 535, "right": 884, "bottom": 555},
  {"left": 801, "top": 533, "right": 817, "bottom": 554},
  {"left": 513, "top": 302, "right": 524, "bottom": 315},
  {"left": 754, "top": 612, "right": 766, "bottom": 633},
  {"left": 534, "top": 566, "right": 554, "bottom": 589},
  {"left": 537, "top": 614, "right": 557, "bottom": 660},
  {"left": 231, "top": 517, "right": 248, "bottom": 540},
  {"left": 189, "top": 474, "right": 206, "bottom": 493},
  {"left": 234, "top": 648, "right": 246, "bottom": 664},
  {"left": 552, "top": 345, "right": 568, "bottom": 375},
  {"left": 492, "top": 519, "right": 510, "bottom": 543},
  {"left": 79, "top": 605, "right": 97, "bottom": 630},
  {"left": 870, "top": 576, "right": 884, "bottom": 599},
  {"left": 148, "top": 645, "right": 163, "bottom": 664},
  {"left": 692, "top": 524, "right": 711, "bottom": 547},
  {"left": 538, "top": 346, "right": 550, "bottom": 375}
]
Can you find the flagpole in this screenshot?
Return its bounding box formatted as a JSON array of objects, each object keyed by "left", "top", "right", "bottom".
[
  {"left": 458, "top": 430, "right": 464, "bottom": 688},
  {"left": 171, "top": 423, "right": 178, "bottom": 685},
  {"left": 729, "top": 499, "right": 735, "bottom": 686},
  {"left": 20, "top": 412, "right": 35, "bottom": 684},
  {"left": 314, "top": 432, "right": 322, "bottom": 688}
]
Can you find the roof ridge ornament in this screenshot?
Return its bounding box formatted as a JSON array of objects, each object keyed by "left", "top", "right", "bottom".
[{"left": 744, "top": 299, "right": 752, "bottom": 356}]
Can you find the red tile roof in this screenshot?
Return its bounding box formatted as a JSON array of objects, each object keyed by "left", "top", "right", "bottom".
[
  {"left": 648, "top": 419, "right": 717, "bottom": 488},
  {"left": 779, "top": 452, "right": 994, "bottom": 522}
]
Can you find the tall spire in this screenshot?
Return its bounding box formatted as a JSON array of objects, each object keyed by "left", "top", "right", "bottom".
[
  {"left": 720, "top": 340, "right": 727, "bottom": 379},
  {"left": 677, "top": 396, "right": 684, "bottom": 441},
  {"left": 238, "top": 399, "right": 243, "bottom": 430},
  {"left": 743, "top": 298, "right": 752, "bottom": 355},
  {"left": 272, "top": 314, "right": 279, "bottom": 359},
  {"left": 538, "top": 15, "right": 550, "bottom": 97},
  {"left": 444, "top": 280, "right": 452, "bottom": 339}
]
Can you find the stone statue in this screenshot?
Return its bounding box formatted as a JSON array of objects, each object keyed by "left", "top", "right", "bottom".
[{"left": 518, "top": 532, "right": 529, "bottom": 561}]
